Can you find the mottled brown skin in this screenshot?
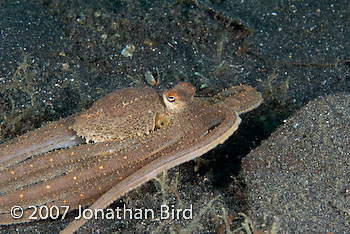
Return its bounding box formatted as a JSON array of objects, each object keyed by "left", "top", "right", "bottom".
[
  {"left": 0, "top": 82, "right": 263, "bottom": 234},
  {"left": 72, "top": 86, "right": 166, "bottom": 142},
  {"left": 215, "top": 84, "right": 264, "bottom": 114}
]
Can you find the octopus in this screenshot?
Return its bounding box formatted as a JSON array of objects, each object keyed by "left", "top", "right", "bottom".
[{"left": 0, "top": 82, "right": 263, "bottom": 234}]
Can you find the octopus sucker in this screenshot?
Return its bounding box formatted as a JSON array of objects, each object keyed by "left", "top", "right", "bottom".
[{"left": 0, "top": 82, "right": 263, "bottom": 234}]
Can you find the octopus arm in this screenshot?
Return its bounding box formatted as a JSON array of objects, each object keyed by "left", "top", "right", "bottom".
[
  {"left": 0, "top": 116, "right": 84, "bottom": 171},
  {"left": 217, "top": 85, "right": 263, "bottom": 114},
  {"left": 60, "top": 102, "right": 240, "bottom": 234}
]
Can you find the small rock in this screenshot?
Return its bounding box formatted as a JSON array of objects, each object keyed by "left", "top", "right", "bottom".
[{"left": 121, "top": 44, "right": 136, "bottom": 58}]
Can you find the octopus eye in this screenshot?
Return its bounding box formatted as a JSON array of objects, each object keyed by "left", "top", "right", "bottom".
[{"left": 167, "top": 95, "right": 176, "bottom": 102}]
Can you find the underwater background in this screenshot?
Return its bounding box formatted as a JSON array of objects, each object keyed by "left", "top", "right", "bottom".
[{"left": 0, "top": 0, "right": 349, "bottom": 233}]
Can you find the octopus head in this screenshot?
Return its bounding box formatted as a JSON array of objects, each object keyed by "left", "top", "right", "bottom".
[{"left": 162, "top": 82, "right": 196, "bottom": 113}]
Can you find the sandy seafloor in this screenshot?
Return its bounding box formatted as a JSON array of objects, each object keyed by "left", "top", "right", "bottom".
[{"left": 0, "top": 0, "right": 349, "bottom": 233}]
